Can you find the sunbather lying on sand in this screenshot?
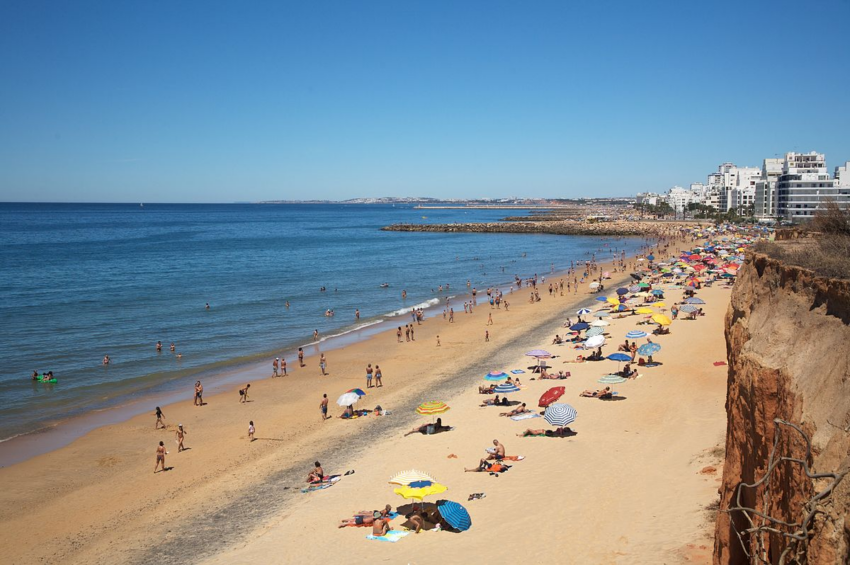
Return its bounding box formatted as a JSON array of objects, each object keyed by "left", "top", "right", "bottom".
[
  {"left": 580, "top": 387, "right": 612, "bottom": 398},
  {"left": 516, "top": 426, "right": 573, "bottom": 437},
  {"left": 404, "top": 418, "right": 450, "bottom": 436},
  {"left": 500, "top": 403, "right": 527, "bottom": 417},
  {"left": 480, "top": 395, "right": 501, "bottom": 406}
]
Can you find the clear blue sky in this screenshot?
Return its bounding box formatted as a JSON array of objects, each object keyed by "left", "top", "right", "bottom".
[{"left": 1, "top": 0, "right": 848, "bottom": 203}]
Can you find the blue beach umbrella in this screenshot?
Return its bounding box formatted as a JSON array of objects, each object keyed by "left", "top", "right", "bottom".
[
  {"left": 595, "top": 296, "right": 609, "bottom": 302},
  {"left": 484, "top": 371, "right": 509, "bottom": 382},
  {"left": 436, "top": 500, "right": 472, "bottom": 532},
  {"left": 679, "top": 304, "right": 698, "bottom": 313},
  {"left": 607, "top": 353, "right": 632, "bottom": 362},
  {"left": 494, "top": 383, "right": 520, "bottom": 394},
  {"left": 652, "top": 290, "right": 664, "bottom": 296},
  {"left": 576, "top": 308, "right": 591, "bottom": 315},
  {"left": 625, "top": 330, "right": 647, "bottom": 339},
  {"left": 616, "top": 287, "right": 629, "bottom": 295},
  {"left": 570, "top": 322, "right": 589, "bottom": 331},
  {"left": 637, "top": 343, "right": 661, "bottom": 356},
  {"left": 647, "top": 255, "right": 655, "bottom": 261},
  {"left": 684, "top": 297, "right": 705, "bottom": 304}
]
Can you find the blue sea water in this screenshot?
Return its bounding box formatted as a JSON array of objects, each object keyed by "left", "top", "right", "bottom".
[{"left": 0, "top": 203, "right": 647, "bottom": 441}]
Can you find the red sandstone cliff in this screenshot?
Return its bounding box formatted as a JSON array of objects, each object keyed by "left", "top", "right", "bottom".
[{"left": 714, "top": 252, "right": 850, "bottom": 564}]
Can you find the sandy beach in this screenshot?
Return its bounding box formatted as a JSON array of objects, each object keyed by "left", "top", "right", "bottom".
[{"left": 0, "top": 235, "right": 728, "bottom": 564}]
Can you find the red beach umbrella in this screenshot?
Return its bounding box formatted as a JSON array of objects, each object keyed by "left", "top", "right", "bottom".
[{"left": 539, "top": 386, "right": 565, "bottom": 408}]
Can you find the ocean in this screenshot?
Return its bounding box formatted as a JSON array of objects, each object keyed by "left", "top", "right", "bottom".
[{"left": 0, "top": 203, "right": 648, "bottom": 444}]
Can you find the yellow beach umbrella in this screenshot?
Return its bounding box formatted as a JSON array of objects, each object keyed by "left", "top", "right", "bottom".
[
  {"left": 636, "top": 307, "right": 653, "bottom": 314},
  {"left": 652, "top": 314, "right": 672, "bottom": 326},
  {"left": 651, "top": 302, "right": 666, "bottom": 308},
  {"left": 394, "top": 482, "right": 447, "bottom": 501},
  {"left": 606, "top": 296, "right": 619, "bottom": 305},
  {"left": 416, "top": 401, "right": 450, "bottom": 416},
  {"left": 389, "top": 470, "right": 437, "bottom": 486}
]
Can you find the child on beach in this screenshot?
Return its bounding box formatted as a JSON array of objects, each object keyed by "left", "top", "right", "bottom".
[
  {"left": 176, "top": 424, "right": 187, "bottom": 452},
  {"left": 239, "top": 383, "right": 250, "bottom": 403},
  {"left": 154, "top": 406, "right": 165, "bottom": 429},
  {"left": 248, "top": 421, "right": 255, "bottom": 442}
]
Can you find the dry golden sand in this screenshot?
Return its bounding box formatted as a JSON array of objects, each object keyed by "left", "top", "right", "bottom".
[{"left": 0, "top": 241, "right": 726, "bottom": 564}]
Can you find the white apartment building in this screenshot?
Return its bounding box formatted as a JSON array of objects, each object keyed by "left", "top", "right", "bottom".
[
  {"left": 754, "top": 157, "right": 784, "bottom": 219},
  {"left": 636, "top": 192, "right": 662, "bottom": 207},
  {"left": 666, "top": 186, "right": 693, "bottom": 213},
  {"left": 776, "top": 151, "right": 848, "bottom": 221},
  {"left": 704, "top": 163, "right": 761, "bottom": 212},
  {"left": 836, "top": 162, "right": 850, "bottom": 188}
]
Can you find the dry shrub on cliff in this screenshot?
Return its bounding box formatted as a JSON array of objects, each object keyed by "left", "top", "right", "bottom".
[{"left": 756, "top": 202, "right": 850, "bottom": 280}]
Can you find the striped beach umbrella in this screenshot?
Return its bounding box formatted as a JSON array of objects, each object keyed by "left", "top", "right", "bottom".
[
  {"left": 484, "top": 371, "right": 509, "bottom": 381},
  {"left": 625, "top": 330, "right": 647, "bottom": 339},
  {"left": 586, "top": 326, "right": 605, "bottom": 338},
  {"left": 590, "top": 319, "right": 610, "bottom": 327},
  {"left": 543, "top": 403, "right": 577, "bottom": 427},
  {"left": 347, "top": 388, "right": 366, "bottom": 396},
  {"left": 598, "top": 374, "right": 627, "bottom": 384},
  {"left": 637, "top": 343, "right": 661, "bottom": 356},
  {"left": 494, "top": 383, "right": 520, "bottom": 394},
  {"left": 679, "top": 304, "right": 698, "bottom": 313},
  {"left": 576, "top": 308, "right": 591, "bottom": 315},
  {"left": 416, "top": 401, "right": 450, "bottom": 416},
  {"left": 389, "top": 470, "right": 437, "bottom": 486},
  {"left": 684, "top": 297, "right": 705, "bottom": 304},
  {"left": 436, "top": 500, "right": 472, "bottom": 532}
]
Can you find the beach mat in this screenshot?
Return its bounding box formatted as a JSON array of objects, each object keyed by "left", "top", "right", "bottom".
[
  {"left": 511, "top": 370, "right": 525, "bottom": 374},
  {"left": 713, "top": 361, "right": 727, "bottom": 366},
  {"left": 301, "top": 475, "right": 341, "bottom": 493},
  {"left": 510, "top": 412, "right": 540, "bottom": 421},
  {"left": 367, "top": 530, "right": 411, "bottom": 542}
]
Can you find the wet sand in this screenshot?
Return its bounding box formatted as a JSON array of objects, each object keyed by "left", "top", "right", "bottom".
[{"left": 0, "top": 235, "right": 726, "bottom": 564}]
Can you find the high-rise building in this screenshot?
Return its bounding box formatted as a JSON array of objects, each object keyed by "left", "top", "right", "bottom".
[
  {"left": 754, "top": 157, "right": 784, "bottom": 219},
  {"left": 776, "top": 151, "right": 847, "bottom": 221}
]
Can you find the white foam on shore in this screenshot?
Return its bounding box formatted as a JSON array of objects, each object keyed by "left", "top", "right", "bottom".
[
  {"left": 311, "top": 319, "right": 386, "bottom": 345},
  {"left": 386, "top": 298, "right": 440, "bottom": 317}
]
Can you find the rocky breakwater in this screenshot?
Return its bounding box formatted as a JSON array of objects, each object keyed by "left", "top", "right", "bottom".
[
  {"left": 382, "top": 220, "right": 680, "bottom": 237},
  {"left": 714, "top": 251, "right": 850, "bottom": 564}
]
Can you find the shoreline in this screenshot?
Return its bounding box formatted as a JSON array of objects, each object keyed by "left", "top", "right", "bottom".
[{"left": 0, "top": 236, "right": 652, "bottom": 468}]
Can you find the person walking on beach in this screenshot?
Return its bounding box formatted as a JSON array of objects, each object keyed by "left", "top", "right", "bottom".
[
  {"left": 320, "top": 353, "right": 327, "bottom": 376},
  {"left": 366, "top": 364, "right": 374, "bottom": 388},
  {"left": 449, "top": 308, "right": 454, "bottom": 323},
  {"left": 281, "top": 357, "right": 287, "bottom": 376},
  {"left": 176, "top": 424, "right": 187, "bottom": 452},
  {"left": 298, "top": 347, "right": 304, "bottom": 367},
  {"left": 154, "top": 406, "right": 165, "bottom": 429},
  {"left": 155, "top": 441, "right": 167, "bottom": 473},
  {"left": 397, "top": 327, "right": 403, "bottom": 343},
  {"left": 194, "top": 381, "right": 203, "bottom": 406},
  {"left": 239, "top": 383, "right": 250, "bottom": 403},
  {"left": 485, "top": 330, "right": 490, "bottom": 342},
  {"left": 375, "top": 365, "right": 383, "bottom": 387},
  {"left": 272, "top": 357, "right": 279, "bottom": 377},
  {"left": 487, "top": 312, "right": 493, "bottom": 325},
  {"left": 248, "top": 421, "right": 255, "bottom": 442},
  {"left": 405, "top": 325, "right": 410, "bottom": 341},
  {"left": 320, "top": 394, "right": 329, "bottom": 421},
  {"left": 436, "top": 335, "right": 441, "bottom": 347}
]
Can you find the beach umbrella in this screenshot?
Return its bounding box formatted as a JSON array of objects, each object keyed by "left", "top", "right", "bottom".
[
  {"left": 625, "top": 330, "right": 647, "bottom": 339},
  {"left": 394, "top": 482, "right": 447, "bottom": 501},
  {"left": 390, "top": 470, "right": 438, "bottom": 486},
  {"left": 436, "top": 500, "right": 472, "bottom": 532},
  {"left": 630, "top": 273, "right": 643, "bottom": 281},
  {"left": 606, "top": 296, "right": 619, "bottom": 305},
  {"left": 616, "top": 287, "right": 629, "bottom": 295},
  {"left": 636, "top": 307, "right": 653, "bottom": 314},
  {"left": 347, "top": 388, "right": 366, "bottom": 396},
  {"left": 628, "top": 285, "right": 640, "bottom": 292},
  {"left": 595, "top": 296, "right": 609, "bottom": 302},
  {"left": 525, "top": 350, "right": 551, "bottom": 358},
  {"left": 494, "top": 382, "right": 520, "bottom": 394},
  {"left": 652, "top": 314, "right": 672, "bottom": 326},
  {"left": 590, "top": 319, "right": 610, "bottom": 327},
  {"left": 336, "top": 392, "right": 361, "bottom": 407},
  {"left": 484, "top": 371, "right": 509, "bottom": 381},
  {"left": 586, "top": 326, "right": 605, "bottom": 338},
  {"left": 589, "top": 282, "right": 600, "bottom": 288},
  {"left": 539, "top": 386, "right": 565, "bottom": 407},
  {"left": 684, "top": 297, "right": 705, "bottom": 304},
  {"left": 584, "top": 335, "right": 605, "bottom": 349},
  {"left": 651, "top": 290, "right": 664, "bottom": 296},
  {"left": 570, "top": 322, "right": 590, "bottom": 331},
  {"left": 607, "top": 353, "right": 631, "bottom": 362},
  {"left": 416, "top": 401, "right": 450, "bottom": 416},
  {"left": 593, "top": 311, "right": 610, "bottom": 318},
  {"left": 637, "top": 342, "right": 661, "bottom": 356},
  {"left": 543, "top": 403, "right": 577, "bottom": 427},
  {"left": 598, "top": 374, "right": 627, "bottom": 384},
  {"left": 638, "top": 282, "right": 650, "bottom": 288},
  {"left": 652, "top": 302, "right": 666, "bottom": 308},
  {"left": 576, "top": 308, "right": 591, "bottom": 315},
  {"left": 647, "top": 254, "right": 655, "bottom": 261},
  {"left": 679, "top": 304, "right": 698, "bottom": 313}
]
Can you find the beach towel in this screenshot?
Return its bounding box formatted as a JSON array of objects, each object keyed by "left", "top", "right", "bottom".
[
  {"left": 301, "top": 475, "right": 341, "bottom": 493},
  {"left": 713, "top": 361, "right": 727, "bottom": 366},
  {"left": 510, "top": 412, "right": 540, "bottom": 421},
  {"left": 366, "top": 530, "right": 411, "bottom": 542},
  {"left": 502, "top": 455, "right": 525, "bottom": 461},
  {"left": 511, "top": 370, "right": 525, "bottom": 374}
]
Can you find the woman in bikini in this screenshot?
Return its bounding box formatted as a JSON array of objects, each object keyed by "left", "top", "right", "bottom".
[
  {"left": 155, "top": 441, "right": 166, "bottom": 473},
  {"left": 176, "top": 424, "right": 186, "bottom": 452}
]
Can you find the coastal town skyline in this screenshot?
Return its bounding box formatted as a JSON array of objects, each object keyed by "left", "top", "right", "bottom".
[{"left": 2, "top": 0, "right": 849, "bottom": 203}]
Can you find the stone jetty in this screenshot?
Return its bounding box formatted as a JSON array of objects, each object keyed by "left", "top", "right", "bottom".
[{"left": 382, "top": 220, "right": 684, "bottom": 237}]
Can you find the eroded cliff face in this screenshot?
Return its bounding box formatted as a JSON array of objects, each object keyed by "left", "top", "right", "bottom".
[{"left": 714, "top": 252, "right": 850, "bottom": 564}]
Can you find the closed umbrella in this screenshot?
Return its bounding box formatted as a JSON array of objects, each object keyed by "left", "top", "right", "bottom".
[
  {"left": 625, "top": 330, "right": 647, "bottom": 339},
  {"left": 436, "top": 500, "right": 472, "bottom": 532},
  {"left": 543, "top": 403, "right": 577, "bottom": 427},
  {"left": 539, "top": 386, "right": 565, "bottom": 407}
]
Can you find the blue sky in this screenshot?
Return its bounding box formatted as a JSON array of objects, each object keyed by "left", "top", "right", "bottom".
[{"left": 1, "top": 0, "right": 848, "bottom": 203}]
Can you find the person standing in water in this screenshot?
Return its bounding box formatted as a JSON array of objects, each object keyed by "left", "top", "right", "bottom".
[
  {"left": 313, "top": 329, "right": 319, "bottom": 341},
  {"left": 156, "top": 341, "right": 162, "bottom": 352},
  {"left": 155, "top": 441, "right": 167, "bottom": 473},
  {"left": 272, "top": 357, "right": 279, "bottom": 377},
  {"left": 176, "top": 424, "right": 187, "bottom": 452},
  {"left": 298, "top": 347, "right": 304, "bottom": 367},
  {"left": 281, "top": 357, "right": 287, "bottom": 376},
  {"left": 355, "top": 309, "right": 360, "bottom": 320},
  {"left": 154, "top": 406, "right": 165, "bottom": 429},
  {"left": 103, "top": 355, "right": 110, "bottom": 365}
]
